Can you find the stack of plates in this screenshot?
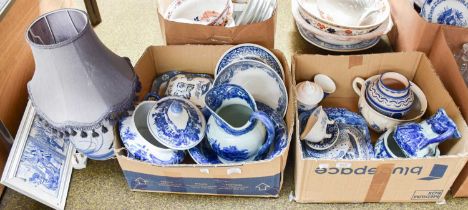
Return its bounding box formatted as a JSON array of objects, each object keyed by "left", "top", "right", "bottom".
[
  {"left": 292, "top": 0, "right": 393, "bottom": 52},
  {"left": 234, "top": 0, "right": 277, "bottom": 26}
]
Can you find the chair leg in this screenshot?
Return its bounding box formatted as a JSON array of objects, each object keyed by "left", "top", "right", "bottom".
[{"left": 84, "top": 0, "right": 101, "bottom": 26}]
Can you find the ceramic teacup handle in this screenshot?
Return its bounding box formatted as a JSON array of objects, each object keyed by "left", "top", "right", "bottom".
[
  {"left": 352, "top": 77, "right": 366, "bottom": 97},
  {"left": 252, "top": 111, "right": 276, "bottom": 160}
]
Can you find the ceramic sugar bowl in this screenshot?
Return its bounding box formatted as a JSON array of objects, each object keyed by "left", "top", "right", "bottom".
[
  {"left": 119, "top": 101, "right": 185, "bottom": 165},
  {"left": 205, "top": 84, "right": 275, "bottom": 163},
  {"left": 353, "top": 75, "right": 427, "bottom": 133},
  {"left": 374, "top": 109, "right": 462, "bottom": 158},
  {"left": 354, "top": 72, "right": 415, "bottom": 119}
]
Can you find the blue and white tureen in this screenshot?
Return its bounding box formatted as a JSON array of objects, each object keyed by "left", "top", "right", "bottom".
[{"left": 119, "top": 101, "right": 185, "bottom": 165}]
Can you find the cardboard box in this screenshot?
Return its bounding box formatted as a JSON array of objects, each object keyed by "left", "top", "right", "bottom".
[
  {"left": 387, "top": 0, "right": 467, "bottom": 54},
  {"left": 157, "top": 0, "right": 276, "bottom": 48},
  {"left": 114, "top": 45, "right": 295, "bottom": 197},
  {"left": 292, "top": 52, "right": 468, "bottom": 203},
  {"left": 429, "top": 27, "right": 468, "bottom": 198}
]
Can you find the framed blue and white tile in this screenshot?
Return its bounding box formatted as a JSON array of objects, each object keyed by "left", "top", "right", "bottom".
[{"left": 1, "top": 102, "right": 75, "bottom": 210}]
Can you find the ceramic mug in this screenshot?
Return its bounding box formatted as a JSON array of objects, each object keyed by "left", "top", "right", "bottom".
[
  {"left": 119, "top": 101, "right": 185, "bottom": 165},
  {"left": 296, "top": 81, "right": 324, "bottom": 112},
  {"left": 314, "top": 74, "right": 336, "bottom": 98},
  {"left": 353, "top": 72, "right": 415, "bottom": 119},
  {"left": 300, "top": 106, "right": 334, "bottom": 143}
]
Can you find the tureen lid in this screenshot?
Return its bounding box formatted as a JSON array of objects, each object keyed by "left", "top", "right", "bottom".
[{"left": 147, "top": 96, "right": 206, "bottom": 150}]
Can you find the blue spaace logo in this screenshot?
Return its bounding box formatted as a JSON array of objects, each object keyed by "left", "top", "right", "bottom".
[{"left": 419, "top": 164, "right": 448, "bottom": 181}]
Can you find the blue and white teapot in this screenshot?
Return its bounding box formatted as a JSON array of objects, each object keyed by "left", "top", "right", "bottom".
[{"left": 204, "top": 84, "right": 276, "bottom": 163}]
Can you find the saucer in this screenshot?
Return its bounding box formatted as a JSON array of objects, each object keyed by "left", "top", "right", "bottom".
[
  {"left": 214, "top": 60, "right": 288, "bottom": 117},
  {"left": 301, "top": 127, "right": 350, "bottom": 159},
  {"left": 215, "top": 44, "right": 284, "bottom": 80}
]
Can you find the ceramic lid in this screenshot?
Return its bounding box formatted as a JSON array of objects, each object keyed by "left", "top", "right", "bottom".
[
  {"left": 296, "top": 81, "right": 324, "bottom": 105},
  {"left": 147, "top": 97, "right": 206, "bottom": 150}
]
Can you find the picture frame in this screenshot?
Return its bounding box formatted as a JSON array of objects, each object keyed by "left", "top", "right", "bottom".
[{"left": 1, "top": 101, "right": 75, "bottom": 210}]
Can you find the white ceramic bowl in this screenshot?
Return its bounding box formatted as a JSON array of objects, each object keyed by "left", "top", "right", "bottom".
[
  {"left": 292, "top": 0, "right": 393, "bottom": 44},
  {"left": 165, "top": 0, "right": 231, "bottom": 26},
  {"left": 354, "top": 75, "right": 428, "bottom": 133},
  {"left": 316, "top": 0, "right": 390, "bottom": 28},
  {"left": 297, "top": 0, "right": 390, "bottom": 34}
]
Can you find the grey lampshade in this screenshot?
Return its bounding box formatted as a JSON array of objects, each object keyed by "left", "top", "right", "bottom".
[{"left": 26, "top": 9, "right": 137, "bottom": 131}]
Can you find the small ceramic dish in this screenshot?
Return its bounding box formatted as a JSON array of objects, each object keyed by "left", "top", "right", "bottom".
[
  {"left": 214, "top": 60, "right": 288, "bottom": 117},
  {"left": 119, "top": 101, "right": 185, "bottom": 165},
  {"left": 354, "top": 75, "right": 428, "bottom": 133}
]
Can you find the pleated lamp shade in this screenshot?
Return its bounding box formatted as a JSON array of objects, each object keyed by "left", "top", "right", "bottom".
[{"left": 26, "top": 9, "right": 137, "bottom": 132}]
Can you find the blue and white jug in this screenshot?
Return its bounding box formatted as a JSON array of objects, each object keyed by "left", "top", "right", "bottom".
[{"left": 204, "top": 84, "right": 276, "bottom": 163}]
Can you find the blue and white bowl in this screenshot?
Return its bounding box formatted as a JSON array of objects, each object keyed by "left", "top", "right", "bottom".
[
  {"left": 119, "top": 101, "right": 185, "bottom": 165},
  {"left": 420, "top": 0, "right": 468, "bottom": 28}
]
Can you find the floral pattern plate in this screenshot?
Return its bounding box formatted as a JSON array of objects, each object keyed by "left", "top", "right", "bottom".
[
  {"left": 421, "top": 0, "right": 468, "bottom": 27},
  {"left": 213, "top": 60, "right": 288, "bottom": 117},
  {"left": 325, "top": 108, "right": 374, "bottom": 159},
  {"left": 215, "top": 44, "right": 284, "bottom": 81},
  {"left": 296, "top": 22, "right": 380, "bottom": 52}
]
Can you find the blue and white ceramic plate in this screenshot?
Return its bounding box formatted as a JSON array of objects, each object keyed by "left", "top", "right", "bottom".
[
  {"left": 301, "top": 127, "right": 350, "bottom": 159},
  {"left": 296, "top": 22, "right": 380, "bottom": 52},
  {"left": 188, "top": 138, "right": 222, "bottom": 164},
  {"left": 256, "top": 102, "right": 289, "bottom": 160},
  {"left": 421, "top": 0, "right": 468, "bottom": 27},
  {"left": 215, "top": 44, "right": 284, "bottom": 81},
  {"left": 213, "top": 60, "right": 288, "bottom": 117},
  {"left": 324, "top": 108, "right": 374, "bottom": 159},
  {"left": 340, "top": 124, "right": 373, "bottom": 160},
  {"left": 305, "top": 123, "right": 340, "bottom": 151}
]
